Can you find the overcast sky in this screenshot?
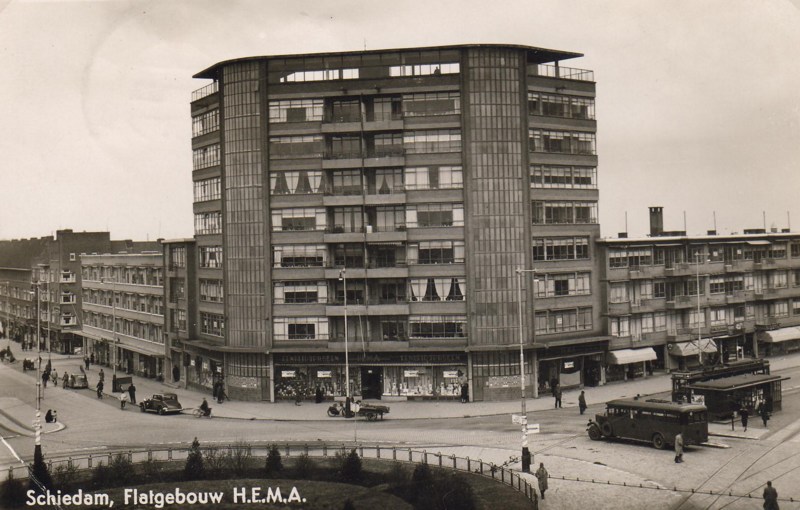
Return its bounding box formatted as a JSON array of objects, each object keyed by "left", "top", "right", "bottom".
[{"left": 1, "top": 0, "right": 799, "bottom": 242}]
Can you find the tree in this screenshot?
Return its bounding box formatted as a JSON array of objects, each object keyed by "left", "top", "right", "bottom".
[
  {"left": 28, "top": 445, "right": 52, "bottom": 496},
  {"left": 340, "top": 449, "right": 362, "bottom": 483},
  {"left": 184, "top": 437, "right": 204, "bottom": 480}
]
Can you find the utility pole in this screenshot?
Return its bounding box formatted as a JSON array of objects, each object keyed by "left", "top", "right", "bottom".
[{"left": 516, "top": 267, "right": 537, "bottom": 472}]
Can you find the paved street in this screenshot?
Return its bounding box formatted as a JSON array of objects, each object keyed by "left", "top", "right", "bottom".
[{"left": 2, "top": 343, "right": 800, "bottom": 509}]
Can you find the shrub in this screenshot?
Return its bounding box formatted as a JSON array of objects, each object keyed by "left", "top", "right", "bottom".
[
  {"left": 412, "top": 462, "right": 432, "bottom": 483},
  {"left": 265, "top": 444, "right": 282, "bottom": 476},
  {"left": 339, "top": 449, "right": 362, "bottom": 483},
  {"left": 140, "top": 458, "right": 164, "bottom": 484},
  {"left": 91, "top": 461, "right": 110, "bottom": 489},
  {"left": 227, "top": 441, "right": 252, "bottom": 477},
  {"left": 294, "top": 453, "right": 314, "bottom": 479},
  {"left": 184, "top": 437, "right": 204, "bottom": 480},
  {"left": 1, "top": 471, "right": 26, "bottom": 509},
  {"left": 387, "top": 462, "right": 408, "bottom": 485},
  {"left": 108, "top": 453, "right": 133, "bottom": 486},
  {"left": 342, "top": 499, "right": 356, "bottom": 510},
  {"left": 52, "top": 462, "right": 79, "bottom": 489},
  {"left": 203, "top": 447, "right": 227, "bottom": 479}
]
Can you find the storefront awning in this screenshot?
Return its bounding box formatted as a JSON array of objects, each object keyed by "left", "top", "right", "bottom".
[
  {"left": 758, "top": 327, "right": 800, "bottom": 343},
  {"left": 607, "top": 347, "right": 657, "bottom": 365},
  {"left": 118, "top": 342, "right": 166, "bottom": 358},
  {"left": 746, "top": 240, "right": 771, "bottom": 246},
  {"left": 668, "top": 338, "right": 718, "bottom": 357}
]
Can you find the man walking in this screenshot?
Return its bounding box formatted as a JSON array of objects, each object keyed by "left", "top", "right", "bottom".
[
  {"left": 763, "top": 480, "right": 779, "bottom": 510},
  {"left": 674, "top": 432, "right": 684, "bottom": 463},
  {"left": 740, "top": 406, "right": 749, "bottom": 432},
  {"left": 535, "top": 462, "right": 549, "bottom": 500},
  {"left": 758, "top": 401, "right": 770, "bottom": 428},
  {"left": 127, "top": 382, "right": 137, "bottom": 404},
  {"left": 554, "top": 384, "right": 562, "bottom": 409},
  {"left": 578, "top": 390, "right": 587, "bottom": 415}
]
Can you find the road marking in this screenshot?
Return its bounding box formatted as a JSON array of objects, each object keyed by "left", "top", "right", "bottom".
[{"left": 0, "top": 435, "right": 25, "bottom": 466}]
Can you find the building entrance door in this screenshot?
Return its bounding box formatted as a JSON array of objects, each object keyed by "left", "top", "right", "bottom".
[{"left": 360, "top": 367, "right": 383, "bottom": 399}]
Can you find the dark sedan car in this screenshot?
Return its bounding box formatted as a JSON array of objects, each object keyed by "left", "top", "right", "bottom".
[{"left": 139, "top": 393, "right": 183, "bottom": 415}]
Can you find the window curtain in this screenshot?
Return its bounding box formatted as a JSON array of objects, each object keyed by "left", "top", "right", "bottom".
[
  {"left": 425, "top": 279, "right": 440, "bottom": 301},
  {"left": 447, "top": 278, "right": 464, "bottom": 300},
  {"left": 409, "top": 280, "right": 426, "bottom": 301}
]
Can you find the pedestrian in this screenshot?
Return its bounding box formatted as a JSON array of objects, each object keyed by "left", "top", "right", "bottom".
[
  {"left": 212, "top": 380, "right": 220, "bottom": 401},
  {"left": 554, "top": 384, "right": 562, "bottom": 409},
  {"left": 45, "top": 409, "right": 54, "bottom": 423},
  {"left": 217, "top": 381, "right": 226, "bottom": 404},
  {"left": 118, "top": 391, "right": 129, "bottom": 409},
  {"left": 52, "top": 410, "right": 57, "bottom": 423},
  {"left": 550, "top": 377, "right": 558, "bottom": 397},
  {"left": 674, "top": 432, "right": 684, "bottom": 463},
  {"left": 758, "top": 401, "right": 770, "bottom": 428},
  {"left": 535, "top": 462, "right": 549, "bottom": 500},
  {"left": 98, "top": 368, "right": 105, "bottom": 383},
  {"left": 90, "top": 352, "right": 95, "bottom": 365},
  {"left": 763, "top": 480, "right": 779, "bottom": 510},
  {"left": 578, "top": 390, "right": 587, "bottom": 415},
  {"left": 96, "top": 380, "right": 104, "bottom": 399},
  {"left": 84, "top": 356, "right": 90, "bottom": 370},
  {"left": 42, "top": 370, "right": 49, "bottom": 388},
  {"left": 127, "top": 382, "right": 137, "bottom": 404},
  {"left": 172, "top": 365, "right": 180, "bottom": 383},
  {"left": 294, "top": 386, "right": 303, "bottom": 406},
  {"left": 62, "top": 371, "right": 69, "bottom": 388},
  {"left": 315, "top": 386, "right": 324, "bottom": 404},
  {"left": 740, "top": 406, "right": 749, "bottom": 432},
  {"left": 51, "top": 369, "right": 59, "bottom": 388},
  {"left": 458, "top": 370, "right": 469, "bottom": 403}
]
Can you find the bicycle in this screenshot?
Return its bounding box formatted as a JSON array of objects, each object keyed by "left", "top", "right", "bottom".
[{"left": 192, "top": 407, "right": 212, "bottom": 418}]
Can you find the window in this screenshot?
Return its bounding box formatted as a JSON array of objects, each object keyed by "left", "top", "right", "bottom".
[
  {"left": 268, "top": 99, "right": 323, "bottom": 123},
  {"left": 169, "top": 247, "right": 186, "bottom": 268},
  {"left": 279, "top": 68, "right": 359, "bottom": 83},
  {"left": 199, "top": 279, "right": 224, "bottom": 303},
  {"left": 769, "top": 301, "right": 789, "bottom": 318},
  {"left": 390, "top": 63, "right": 460, "bottom": 77},
  {"left": 199, "top": 246, "right": 223, "bottom": 268},
  {"left": 273, "top": 317, "right": 329, "bottom": 341},
  {"left": 404, "top": 166, "right": 463, "bottom": 190},
  {"left": 332, "top": 206, "right": 365, "bottom": 233},
  {"left": 688, "top": 310, "right": 705, "bottom": 328},
  {"left": 407, "top": 203, "right": 464, "bottom": 228},
  {"left": 330, "top": 170, "right": 363, "bottom": 195},
  {"left": 528, "top": 92, "right": 595, "bottom": 120},
  {"left": 273, "top": 245, "right": 326, "bottom": 268},
  {"left": 710, "top": 308, "right": 729, "bottom": 326},
  {"left": 328, "top": 135, "right": 362, "bottom": 158},
  {"left": 535, "top": 273, "right": 592, "bottom": 298},
  {"left": 532, "top": 201, "right": 597, "bottom": 225},
  {"left": 403, "top": 130, "right": 461, "bottom": 154},
  {"left": 270, "top": 171, "right": 323, "bottom": 195},
  {"left": 608, "top": 282, "right": 629, "bottom": 303},
  {"left": 269, "top": 135, "right": 324, "bottom": 159},
  {"left": 409, "top": 315, "right": 466, "bottom": 338},
  {"left": 201, "top": 313, "right": 225, "bottom": 337},
  {"left": 792, "top": 299, "right": 800, "bottom": 315},
  {"left": 533, "top": 237, "right": 590, "bottom": 261},
  {"left": 769, "top": 243, "right": 787, "bottom": 259},
  {"left": 194, "top": 212, "right": 222, "bottom": 235},
  {"left": 531, "top": 165, "right": 597, "bottom": 189},
  {"left": 271, "top": 208, "right": 326, "bottom": 231},
  {"left": 534, "top": 308, "right": 592, "bottom": 335},
  {"left": 408, "top": 278, "right": 465, "bottom": 302},
  {"left": 408, "top": 241, "right": 465, "bottom": 264},
  {"left": 192, "top": 109, "right": 219, "bottom": 136},
  {"left": 772, "top": 271, "right": 788, "bottom": 288},
  {"left": 192, "top": 144, "right": 220, "bottom": 169},
  {"left": 529, "top": 129, "right": 596, "bottom": 155},
  {"left": 380, "top": 319, "right": 407, "bottom": 341},
  {"left": 402, "top": 91, "right": 460, "bottom": 117},
  {"left": 791, "top": 242, "right": 800, "bottom": 258},
  {"left": 194, "top": 177, "right": 222, "bottom": 202},
  {"left": 331, "top": 244, "right": 364, "bottom": 268},
  {"left": 627, "top": 248, "right": 652, "bottom": 268},
  {"left": 373, "top": 205, "right": 405, "bottom": 231},
  {"left": 710, "top": 276, "right": 726, "bottom": 294},
  {"left": 273, "top": 281, "right": 326, "bottom": 304},
  {"left": 610, "top": 316, "right": 630, "bottom": 337}
]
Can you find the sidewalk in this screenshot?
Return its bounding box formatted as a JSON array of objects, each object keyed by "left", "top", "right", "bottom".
[{"left": 5, "top": 341, "right": 800, "bottom": 423}]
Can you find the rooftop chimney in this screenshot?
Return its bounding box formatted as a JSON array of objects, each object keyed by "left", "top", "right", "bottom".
[{"left": 649, "top": 207, "right": 664, "bottom": 237}]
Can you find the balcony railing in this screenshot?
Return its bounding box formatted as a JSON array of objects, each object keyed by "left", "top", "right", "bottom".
[
  {"left": 191, "top": 82, "right": 218, "bottom": 102},
  {"left": 368, "top": 146, "right": 405, "bottom": 158},
  {"left": 536, "top": 64, "right": 594, "bottom": 82}
]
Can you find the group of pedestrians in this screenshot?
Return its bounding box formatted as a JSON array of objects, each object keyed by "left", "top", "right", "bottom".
[{"left": 118, "top": 382, "right": 136, "bottom": 409}]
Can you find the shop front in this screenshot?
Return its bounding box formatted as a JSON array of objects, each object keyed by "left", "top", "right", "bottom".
[
  {"left": 667, "top": 339, "right": 719, "bottom": 371},
  {"left": 118, "top": 344, "right": 164, "bottom": 380},
  {"left": 757, "top": 327, "right": 800, "bottom": 356},
  {"left": 606, "top": 347, "right": 658, "bottom": 382},
  {"left": 273, "top": 352, "right": 468, "bottom": 401},
  {"left": 536, "top": 340, "right": 609, "bottom": 396}
]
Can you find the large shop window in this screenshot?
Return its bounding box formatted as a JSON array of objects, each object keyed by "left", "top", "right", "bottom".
[{"left": 383, "top": 366, "right": 467, "bottom": 397}]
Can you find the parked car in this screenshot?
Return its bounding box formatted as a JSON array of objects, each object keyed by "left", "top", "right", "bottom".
[
  {"left": 139, "top": 393, "right": 183, "bottom": 415},
  {"left": 65, "top": 373, "right": 89, "bottom": 389}
]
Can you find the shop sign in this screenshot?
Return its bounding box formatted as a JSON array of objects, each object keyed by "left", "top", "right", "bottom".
[
  {"left": 563, "top": 361, "right": 574, "bottom": 369},
  {"left": 281, "top": 370, "right": 296, "bottom": 378},
  {"left": 404, "top": 370, "right": 419, "bottom": 378},
  {"left": 275, "top": 352, "right": 466, "bottom": 366},
  {"left": 443, "top": 370, "right": 459, "bottom": 378},
  {"left": 317, "top": 370, "right": 331, "bottom": 378}
]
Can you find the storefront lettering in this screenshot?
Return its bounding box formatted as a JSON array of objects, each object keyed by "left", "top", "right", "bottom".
[{"left": 275, "top": 352, "right": 466, "bottom": 365}]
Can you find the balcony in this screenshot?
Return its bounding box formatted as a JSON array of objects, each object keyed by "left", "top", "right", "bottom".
[
  {"left": 191, "top": 82, "right": 218, "bottom": 102},
  {"left": 60, "top": 294, "right": 77, "bottom": 305},
  {"left": 60, "top": 272, "right": 77, "bottom": 283},
  {"left": 535, "top": 64, "right": 594, "bottom": 82},
  {"left": 665, "top": 295, "right": 694, "bottom": 309},
  {"left": 60, "top": 315, "right": 78, "bottom": 327},
  {"left": 607, "top": 301, "right": 632, "bottom": 315}
]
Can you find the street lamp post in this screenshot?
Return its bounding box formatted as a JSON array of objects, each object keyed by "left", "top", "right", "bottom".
[
  {"left": 339, "top": 269, "right": 350, "bottom": 414},
  {"left": 516, "top": 267, "right": 537, "bottom": 473}
]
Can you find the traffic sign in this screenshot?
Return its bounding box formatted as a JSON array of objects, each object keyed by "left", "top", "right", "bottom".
[{"left": 527, "top": 423, "right": 540, "bottom": 434}]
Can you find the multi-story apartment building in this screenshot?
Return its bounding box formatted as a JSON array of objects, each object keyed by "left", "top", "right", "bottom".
[
  {"left": 79, "top": 252, "right": 166, "bottom": 379},
  {"left": 161, "top": 239, "right": 200, "bottom": 387},
  {"left": 597, "top": 208, "right": 800, "bottom": 382},
  {"left": 188, "top": 44, "right": 603, "bottom": 401},
  {"left": 0, "top": 237, "right": 51, "bottom": 347}
]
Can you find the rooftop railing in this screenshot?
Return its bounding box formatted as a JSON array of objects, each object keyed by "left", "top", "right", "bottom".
[
  {"left": 191, "top": 82, "right": 219, "bottom": 102},
  {"left": 536, "top": 64, "right": 594, "bottom": 82}
]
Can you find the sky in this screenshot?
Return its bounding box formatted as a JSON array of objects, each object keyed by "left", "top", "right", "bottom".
[{"left": 1, "top": 0, "right": 799, "bottom": 242}]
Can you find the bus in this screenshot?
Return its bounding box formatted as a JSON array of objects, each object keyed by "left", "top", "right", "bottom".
[{"left": 587, "top": 397, "right": 708, "bottom": 449}]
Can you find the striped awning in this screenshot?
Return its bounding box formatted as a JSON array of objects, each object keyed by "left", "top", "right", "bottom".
[{"left": 668, "top": 338, "right": 718, "bottom": 357}]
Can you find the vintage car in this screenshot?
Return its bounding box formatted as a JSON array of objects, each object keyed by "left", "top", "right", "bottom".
[
  {"left": 65, "top": 373, "right": 89, "bottom": 389},
  {"left": 139, "top": 393, "right": 183, "bottom": 415}
]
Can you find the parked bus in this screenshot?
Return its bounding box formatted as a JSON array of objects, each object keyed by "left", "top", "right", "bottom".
[{"left": 587, "top": 397, "right": 708, "bottom": 449}]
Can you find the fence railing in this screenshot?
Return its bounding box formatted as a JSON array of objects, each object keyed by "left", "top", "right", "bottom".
[{"left": 5, "top": 443, "right": 539, "bottom": 507}]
